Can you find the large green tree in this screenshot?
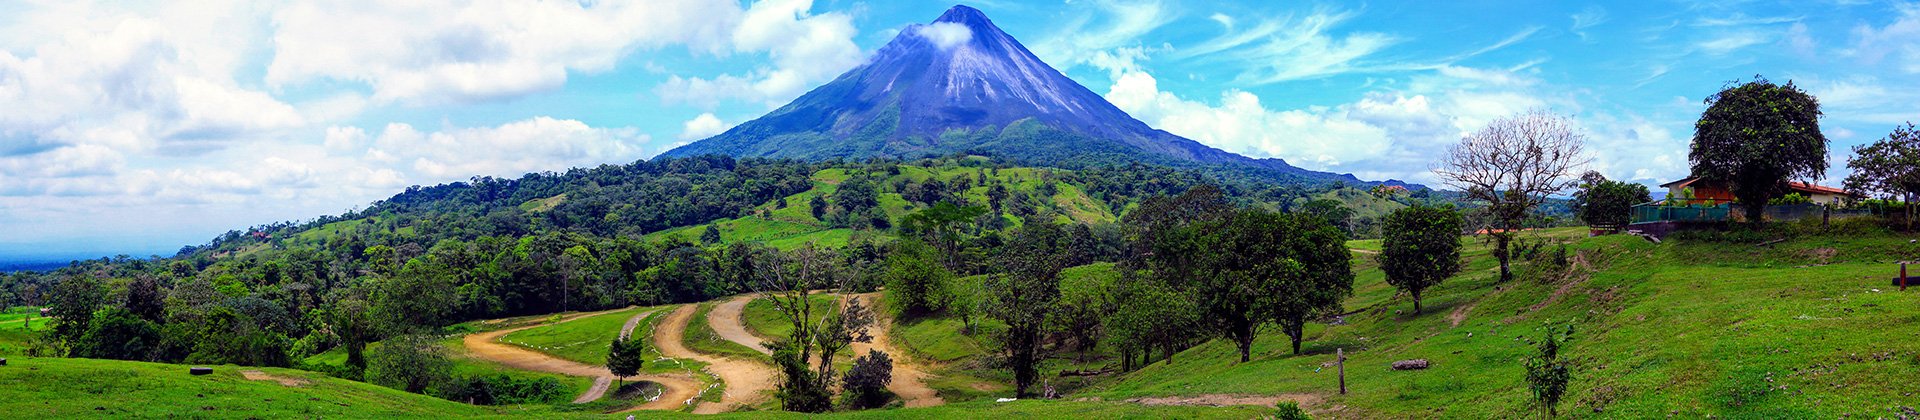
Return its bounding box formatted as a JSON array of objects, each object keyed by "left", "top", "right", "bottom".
[
  {"left": 1846, "top": 122, "right": 1920, "bottom": 230},
  {"left": 1570, "top": 172, "right": 1652, "bottom": 228},
  {"left": 880, "top": 239, "right": 951, "bottom": 316},
  {"left": 988, "top": 223, "right": 1068, "bottom": 397},
  {"left": 1690, "top": 77, "right": 1828, "bottom": 224},
  {"left": 1152, "top": 208, "right": 1353, "bottom": 361},
  {"left": 1379, "top": 205, "right": 1464, "bottom": 314}
]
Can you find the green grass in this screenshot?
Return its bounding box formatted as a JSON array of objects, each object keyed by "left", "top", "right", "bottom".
[
  {"left": 685, "top": 302, "right": 771, "bottom": 363},
  {"left": 500, "top": 307, "right": 651, "bottom": 365},
  {"left": 1084, "top": 224, "right": 1920, "bottom": 418},
  {"left": 741, "top": 294, "right": 841, "bottom": 342},
  {"left": 0, "top": 357, "right": 586, "bottom": 418}
]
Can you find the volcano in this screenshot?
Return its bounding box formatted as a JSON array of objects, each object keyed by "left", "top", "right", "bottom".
[{"left": 660, "top": 5, "right": 1394, "bottom": 186}]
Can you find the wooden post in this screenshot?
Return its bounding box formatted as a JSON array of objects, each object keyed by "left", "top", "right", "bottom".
[
  {"left": 1337, "top": 348, "right": 1347, "bottom": 395},
  {"left": 1902, "top": 263, "right": 1908, "bottom": 292}
]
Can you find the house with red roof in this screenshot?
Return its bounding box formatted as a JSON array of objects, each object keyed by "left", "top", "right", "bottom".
[{"left": 1659, "top": 176, "right": 1864, "bottom": 206}]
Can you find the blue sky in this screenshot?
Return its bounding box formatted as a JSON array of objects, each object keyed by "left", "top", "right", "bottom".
[{"left": 0, "top": 0, "right": 1915, "bottom": 260}]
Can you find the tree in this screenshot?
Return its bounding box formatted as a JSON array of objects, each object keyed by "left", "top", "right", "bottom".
[
  {"left": 881, "top": 239, "right": 951, "bottom": 316},
  {"left": 1435, "top": 110, "right": 1589, "bottom": 282},
  {"left": 1690, "top": 77, "right": 1828, "bottom": 225},
  {"left": 1526, "top": 325, "right": 1574, "bottom": 417},
  {"left": 989, "top": 223, "right": 1068, "bottom": 397},
  {"left": 607, "top": 336, "right": 645, "bottom": 386},
  {"left": 701, "top": 224, "right": 722, "bottom": 245},
  {"left": 842, "top": 349, "right": 894, "bottom": 409},
  {"left": 1846, "top": 123, "right": 1920, "bottom": 230},
  {"left": 73, "top": 308, "right": 161, "bottom": 361},
  {"left": 900, "top": 201, "right": 985, "bottom": 272},
  {"left": 329, "top": 296, "right": 375, "bottom": 374},
  {"left": 368, "top": 334, "right": 452, "bottom": 394},
  {"left": 1379, "top": 205, "right": 1464, "bottom": 314},
  {"left": 125, "top": 276, "right": 165, "bottom": 323},
  {"left": 48, "top": 275, "right": 105, "bottom": 347},
  {"left": 1569, "top": 172, "right": 1651, "bottom": 228},
  {"left": 756, "top": 245, "right": 874, "bottom": 413},
  {"left": 810, "top": 195, "right": 829, "bottom": 220}
]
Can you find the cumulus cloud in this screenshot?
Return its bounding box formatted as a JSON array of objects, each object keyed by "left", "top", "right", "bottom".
[
  {"left": 361, "top": 117, "right": 651, "bottom": 182},
  {"left": 915, "top": 22, "right": 975, "bottom": 50},
  {"left": 267, "top": 0, "right": 739, "bottom": 104},
  {"left": 1100, "top": 64, "right": 1684, "bottom": 185},
  {"left": 654, "top": 0, "right": 864, "bottom": 109},
  {"left": 1847, "top": 3, "right": 1920, "bottom": 73},
  {"left": 680, "top": 113, "right": 732, "bottom": 141}
]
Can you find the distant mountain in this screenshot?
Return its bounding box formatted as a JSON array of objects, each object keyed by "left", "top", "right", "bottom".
[{"left": 661, "top": 5, "right": 1414, "bottom": 188}]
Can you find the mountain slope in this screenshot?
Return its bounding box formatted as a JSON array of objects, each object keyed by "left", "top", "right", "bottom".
[{"left": 661, "top": 5, "right": 1401, "bottom": 187}]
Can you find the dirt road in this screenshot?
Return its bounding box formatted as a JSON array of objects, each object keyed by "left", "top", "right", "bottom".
[
  {"left": 462, "top": 307, "right": 696, "bottom": 410},
  {"left": 847, "top": 293, "right": 946, "bottom": 407},
  {"left": 708, "top": 295, "right": 774, "bottom": 356},
  {"left": 654, "top": 305, "right": 777, "bottom": 414}
]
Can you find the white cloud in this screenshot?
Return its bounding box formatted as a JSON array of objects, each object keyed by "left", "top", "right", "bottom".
[
  {"left": 914, "top": 22, "right": 975, "bottom": 50},
  {"left": 362, "top": 117, "right": 652, "bottom": 182},
  {"left": 680, "top": 113, "right": 732, "bottom": 141},
  {"left": 654, "top": 0, "right": 864, "bottom": 109},
  {"left": 1030, "top": 0, "right": 1177, "bottom": 72},
  {"left": 1696, "top": 32, "right": 1767, "bottom": 55},
  {"left": 267, "top": 0, "right": 740, "bottom": 104},
  {"left": 1848, "top": 3, "right": 1920, "bottom": 73}
]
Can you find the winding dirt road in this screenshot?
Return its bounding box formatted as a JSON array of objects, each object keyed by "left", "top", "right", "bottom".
[
  {"left": 708, "top": 295, "right": 774, "bottom": 355},
  {"left": 846, "top": 293, "right": 946, "bottom": 407},
  {"left": 654, "top": 304, "right": 777, "bottom": 414},
  {"left": 702, "top": 293, "right": 945, "bottom": 408},
  {"left": 461, "top": 307, "right": 696, "bottom": 410}
]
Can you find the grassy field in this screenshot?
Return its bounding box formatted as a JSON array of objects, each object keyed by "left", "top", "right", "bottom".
[
  {"left": 500, "top": 307, "right": 651, "bottom": 365},
  {"left": 1085, "top": 222, "right": 1920, "bottom": 418},
  {"left": 741, "top": 294, "right": 842, "bottom": 342}
]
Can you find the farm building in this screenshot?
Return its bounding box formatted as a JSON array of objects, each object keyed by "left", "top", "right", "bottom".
[{"left": 1659, "top": 176, "right": 1863, "bottom": 206}]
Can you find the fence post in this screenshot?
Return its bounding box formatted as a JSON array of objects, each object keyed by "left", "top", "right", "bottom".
[
  {"left": 1903, "top": 263, "right": 1908, "bottom": 292},
  {"left": 1337, "top": 347, "right": 1347, "bottom": 395}
]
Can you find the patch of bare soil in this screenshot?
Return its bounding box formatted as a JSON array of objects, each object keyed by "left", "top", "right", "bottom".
[
  {"left": 239, "top": 370, "right": 308, "bottom": 387},
  {"left": 654, "top": 305, "right": 776, "bottom": 414},
  {"left": 708, "top": 295, "right": 773, "bottom": 356},
  {"left": 847, "top": 292, "right": 946, "bottom": 408},
  {"left": 1447, "top": 300, "right": 1476, "bottom": 328},
  {"left": 1125, "top": 393, "right": 1321, "bottom": 407}
]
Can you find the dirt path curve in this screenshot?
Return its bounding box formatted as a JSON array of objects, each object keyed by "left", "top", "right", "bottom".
[
  {"left": 462, "top": 308, "right": 694, "bottom": 410},
  {"left": 708, "top": 295, "right": 773, "bottom": 356},
  {"left": 655, "top": 305, "right": 776, "bottom": 414},
  {"left": 847, "top": 293, "right": 945, "bottom": 408}
]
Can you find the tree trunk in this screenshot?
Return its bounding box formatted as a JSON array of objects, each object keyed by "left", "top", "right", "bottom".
[
  {"left": 1237, "top": 335, "right": 1253, "bottom": 363},
  {"left": 1412, "top": 288, "right": 1423, "bottom": 314},
  {"left": 1289, "top": 322, "right": 1305, "bottom": 355},
  {"left": 1496, "top": 234, "right": 1513, "bottom": 283}
]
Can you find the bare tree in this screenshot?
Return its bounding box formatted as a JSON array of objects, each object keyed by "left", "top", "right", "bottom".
[{"left": 1434, "top": 110, "right": 1590, "bottom": 282}]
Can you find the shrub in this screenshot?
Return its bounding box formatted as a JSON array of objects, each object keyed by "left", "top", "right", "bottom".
[
  {"left": 842, "top": 350, "right": 895, "bottom": 409},
  {"left": 1275, "top": 401, "right": 1312, "bottom": 420}
]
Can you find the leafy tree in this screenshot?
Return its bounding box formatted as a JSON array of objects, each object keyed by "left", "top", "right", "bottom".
[
  {"left": 701, "top": 224, "right": 722, "bottom": 245},
  {"left": 1845, "top": 122, "right": 1920, "bottom": 230},
  {"left": 1379, "top": 204, "right": 1464, "bottom": 314},
  {"left": 1302, "top": 198, "right": 1355, "bottom": 233},
  {"left": 329, "top": 296, "right": 375, "bottom": 373},
  {"left": 842, "top": 349, "right": 894, "bottom": 409},
  {"left": 73, "top": 308, "right": 161, "bottom": 361},
  {"left": 1690, "top": 77, "right": 1828, "bottom": 224},
  {"left": 368, "top": 334, "right": 452, "bottom": 394},
  {"left": 881, "top": 239, "right": 951, "bottom": 316},
  {"left": 1105, "top": 278, "right": 1197, "bottom": 370},
  {"left": 1436, "top": 111, "right": 1589, "bottom": 282},
  {"left": 1526, "top": 325, "right": 1574, "bottom": 417},
  {"left": 810, "top": 195, "right": 829, "bottom": 220},
  {"left": 607, "top": 336, "right": 645, "bottom": 386},
  {"left": 48, "top": 275, "right": 105, "bottom": 347},
  {"left": 988, "top": 223, "right": 1068, "bottom": 397},
  {"left": 900, "top": 201, "right": 986, "bottom": 272},
  {"left": 1569, "top": 172, "right": 1651, "bottom": 228},
  {"left": 125, "top": 276, "right": 165, "bottom": 323}
]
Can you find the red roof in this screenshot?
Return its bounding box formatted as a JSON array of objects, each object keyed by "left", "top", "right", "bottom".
[{"left": 1787, "top": 181, "right": 1860, "bottom": 197}]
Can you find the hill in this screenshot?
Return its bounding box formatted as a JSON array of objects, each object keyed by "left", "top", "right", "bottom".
[{"left": 659, "top": 6, "right": 1411, "bottom": 189}]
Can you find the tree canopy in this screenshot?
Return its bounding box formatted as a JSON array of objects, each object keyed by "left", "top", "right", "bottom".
[
  {"left": 1689, "top": 77, "right": 1828, "bottom": 224},
  {"left": 1379, "top": 204, "right": 1464, "bottom": 314}
]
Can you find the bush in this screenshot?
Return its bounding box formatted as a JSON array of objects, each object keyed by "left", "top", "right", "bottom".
[
  {"left": 842, "top": 350, "right": 895, "bottom": 409},
  {"left": 1275, "top": 401, "right": 1312, "bottom": 420},
  {"left": 436, "top": 374, "right": 567, "bottom": 405},
  {"left": 366, "top": 334, "right": 451, "bottom": 394}
]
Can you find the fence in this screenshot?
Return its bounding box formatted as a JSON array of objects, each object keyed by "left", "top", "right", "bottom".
[{"left": 1632, "top": 201, "right": 1880, "bottom": 225}]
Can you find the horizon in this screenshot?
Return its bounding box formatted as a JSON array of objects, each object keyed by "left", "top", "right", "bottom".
[{"left": 2, "top": 0, "right": 1914, "bottom": 259}]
